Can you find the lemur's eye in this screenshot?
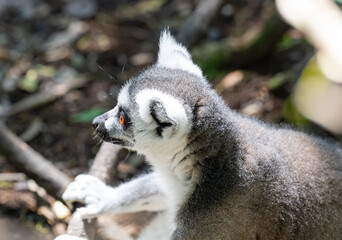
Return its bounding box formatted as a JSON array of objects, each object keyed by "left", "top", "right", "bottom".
[
  {"left": 119, "top": 109, "right": 130, "bottom": 128},
  {"left": 120, "top": 114, "right": 125, "bottom": 125}
]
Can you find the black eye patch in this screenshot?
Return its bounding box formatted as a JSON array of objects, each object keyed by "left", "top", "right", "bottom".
[{"left": 118, "top": 108, "right": 131, "bottom": 129}]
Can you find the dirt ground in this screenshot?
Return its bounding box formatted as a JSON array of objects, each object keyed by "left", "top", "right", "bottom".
[{"left": 0, "top": 216, "right": 53, "bottom": 240}]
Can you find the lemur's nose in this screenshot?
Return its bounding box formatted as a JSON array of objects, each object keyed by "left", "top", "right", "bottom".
[{"left": 92, "top": 116, "right": 101, "bottom": 129}]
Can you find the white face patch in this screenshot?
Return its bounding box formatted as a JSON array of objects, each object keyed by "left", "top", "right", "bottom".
[
  {"left": 157, "top": 30, "right": 203, "bottom": 78},
  {"left": 134, "top": 89, "right": 192, "bottom": 164},
  {"left": 135, "top": 89, "right": 188, "bottom": 127},
  {"left": 104, "top": 107, "right": 118, "bottom": 132},
  {"left": 117, "top": 83, "right": 130, "bottom": 107}
]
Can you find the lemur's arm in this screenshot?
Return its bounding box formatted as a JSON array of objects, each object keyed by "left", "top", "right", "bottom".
[{"left": 62, "top": 173, "right": 167, "bottom": 217}]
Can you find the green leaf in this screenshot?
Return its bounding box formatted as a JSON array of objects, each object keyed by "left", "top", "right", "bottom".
[
  {"left": 36, "top": 64, "right": 56, "bottom": 78},
  {"left": 277, "top": 34, "right": 295, "bottom": 51},
  {"left": 71, "top": 108, "right": 108, "bottom": 123},
  {"left": 118, "top": 0, "right": 167, "bottom": 19},
  {"left": 18, "top": 69, "right": 38, "bottom": 92},
  {"left": 282, "top": 97, "right": 309, "bottom": 127},
  {"left": 269, "top": 73, "right": 285, "bottom": 90},
  {"left": 71, "top": 52, "right": 85, "bottom": 68}
]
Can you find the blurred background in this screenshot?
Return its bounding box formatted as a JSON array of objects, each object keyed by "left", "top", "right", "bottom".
[{"left": 0, "top": 0, "right": 341, "bottom": 239}]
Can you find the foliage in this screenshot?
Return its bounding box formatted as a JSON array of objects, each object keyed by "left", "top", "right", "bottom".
[{"left": 71, "top": 108, "right": 108, "bottom": 123}]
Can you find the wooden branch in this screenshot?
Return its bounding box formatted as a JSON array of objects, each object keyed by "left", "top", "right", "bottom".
[
  {"left": 0, "top": 123, "right": 71, "bottom": 201},
  {"left": 66, "top": 142, "right": 128, "bottom": 240},
  {"left": 88, "top": 142, "right": 127, "bottom": 183},
  {"left": 6, "top": 74, "right": 90, "bottom": 116},
  {"left": 177, "top": 0, "right": 224, "bottom": 47},
  {"left": 192, "top": 10, "right": 289, "bottom": 70}
]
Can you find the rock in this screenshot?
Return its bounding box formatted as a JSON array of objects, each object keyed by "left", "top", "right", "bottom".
[
  {"left": 65, "top": 0, "right": 98, "bottom": 19},
  {"left": 241, "top": 100, "right": 263, "bottom": 116},
  {"left": 0, "top": 0, "right": 36, "bottom": 19},
  {"left": 130, "top": 52, "right": 154, "bottom": 66},
  {"left": 53, "top": 201, "right": 71, "bottom": 220},
  {"left": 215, "top": 70, "right": 244, "bottom": 94}
]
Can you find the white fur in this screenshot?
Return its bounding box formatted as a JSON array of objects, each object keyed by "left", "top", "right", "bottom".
[
  {"left": 62, "top": 174, "right": 117, "bottom": 217},
  {"left": 135, "top": 89, "right": 188, "bottom": 125},
  {"left": 157, "top": 30, "right": 203, "bottom": 78},
  {"left": 62, "top": 174, "right": 167, "bottom": 218},
  {"left": 104, "top": 107, "right": 118, "bottom": 132},
  {"left": 134, "top": 89, "right": 193, "bottom": 219},
  {"left": 103, "top": 82, "right": 130, "bottom": 133},
  {"left": 137, "top": 212, "right": 170, "bottom": 240},
  {"left": 58, "top": 174, "right": 169, "bottom": 240},
  {"left": 134, "top": 89, "right": 191, "bottom": 161},
  {"left": 156, "top": 166, "right": 192, "bottom": 223},
  {"left": 117, "top": 82, "right": 131, "bottom": 107},
  {"left": 55, "top": 235, "right": 86, "bottom": 240}
]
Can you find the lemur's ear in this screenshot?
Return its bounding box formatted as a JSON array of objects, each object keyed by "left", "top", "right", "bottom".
[
  {"left": 136, "top": 89, "right": 188, "bottom": 137},
  {"left": 149, "top": 98, "right": 176, "bottom": 136},
  {"left": 157, "top": 30, "right": 203, "bottom": 78}
]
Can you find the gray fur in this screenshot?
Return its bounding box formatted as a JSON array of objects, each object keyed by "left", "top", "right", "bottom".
[
  {"left": 125, "top": 66, "right": 342, "bottom": 239},
  {"left": 91, "top": 34, "right": 342, "bottom": 239}
]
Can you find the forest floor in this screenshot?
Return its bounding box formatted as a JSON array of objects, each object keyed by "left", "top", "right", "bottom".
[{"left": 0, "top": 216, "right": 53, "bottom": 240}]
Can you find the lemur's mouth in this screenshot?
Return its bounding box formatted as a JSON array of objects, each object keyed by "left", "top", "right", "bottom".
[
  {"left": 92, "top": 122, "right": 125, "bottom": 145},
  {"left": 102, "top": 135, "right": 124, "bottom": 145},
  {"left": 95, "top": 130, "right": 124, "bottom": 145}
]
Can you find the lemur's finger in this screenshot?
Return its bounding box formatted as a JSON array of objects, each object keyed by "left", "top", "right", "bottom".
[
  {"left": 77, "top": 205, "right": 102, "bottom": 218},
  {"left": 62, "top": 188, "right": 99, "bottom": 206},
  {"left": 63, "top": 179, "right": 89, "bottom": 194},
  {"left": 63, "top": 177, "right": 99, "bottom": 198},
  {"left": 62, "top": 191, "right": 86, "bottom": 209}
]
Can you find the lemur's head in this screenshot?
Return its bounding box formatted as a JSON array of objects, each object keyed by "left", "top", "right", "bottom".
[{"left": 93, "top": 30, "right": 214, "bottom": 164}]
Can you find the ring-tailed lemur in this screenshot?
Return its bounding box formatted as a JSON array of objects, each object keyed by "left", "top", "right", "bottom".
[{"left": 56, "top": 30, "right": 342, "bottom": 240}]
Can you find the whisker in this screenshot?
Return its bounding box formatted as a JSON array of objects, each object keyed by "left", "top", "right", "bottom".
[
  {"left": 121, "top": 65, "right": 126, "bottom": 80},
  {"left": 98, "top": 65, "right": 122, "bottom": 87},
  {"left": 95, "top": 138, "right": 103, "bottom": 146}
]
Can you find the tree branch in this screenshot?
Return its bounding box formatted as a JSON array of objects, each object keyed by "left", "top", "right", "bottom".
[
  {"left": 177, "top": 0, "right": 224, "bottom": 47},
  {"left": 192, "top": 10, "right": 289, "bottom": 70},
  {"left": 5, "top": 74, "right": 90, "bottom": 116},
  {"left": 66, "top": 142, "right": 128, "bottom": 240},
  {"left": 0, "top": 123, "right": 71, "bottom": 201}
]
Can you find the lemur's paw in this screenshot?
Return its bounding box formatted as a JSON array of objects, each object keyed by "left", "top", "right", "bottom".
[
  {"left": 55, "top": 234, "right": 86, "bottom": 240},
  {"left": 62, "top": 174, "right": 115, "bottom": 217}
]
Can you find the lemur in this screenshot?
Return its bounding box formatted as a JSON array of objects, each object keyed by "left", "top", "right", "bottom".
[{"left": 56, "top": 30, "right": 342, "bottom": 240}]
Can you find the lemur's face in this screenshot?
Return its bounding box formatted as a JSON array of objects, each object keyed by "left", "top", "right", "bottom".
[
  {"left": 92, "top": 30, "right": 204, "bottom": 162},
  {"left": 92, "top": 87, "right": 135, "bottom": 148}
]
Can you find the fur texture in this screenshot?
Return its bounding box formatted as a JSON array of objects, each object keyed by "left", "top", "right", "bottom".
[
  {"left": 157, "top": 30, "right": 203, "bottom": 78},
  {"left": 60, "top": 31, "right": 342, "bottom": 240}
]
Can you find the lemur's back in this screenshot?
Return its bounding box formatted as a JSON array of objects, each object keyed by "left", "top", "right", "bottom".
[{"left": 182, "top": 115, "right": 342, "bottom": 239}]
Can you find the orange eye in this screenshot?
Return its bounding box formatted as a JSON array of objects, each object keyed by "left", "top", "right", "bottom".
[{"left": 120, "top": 115, "right": 125, "bottom": 125}]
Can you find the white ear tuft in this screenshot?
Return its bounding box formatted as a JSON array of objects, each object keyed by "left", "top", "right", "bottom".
[{"left": 157, "top": 30, "right": 203, "bottom": 77}]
